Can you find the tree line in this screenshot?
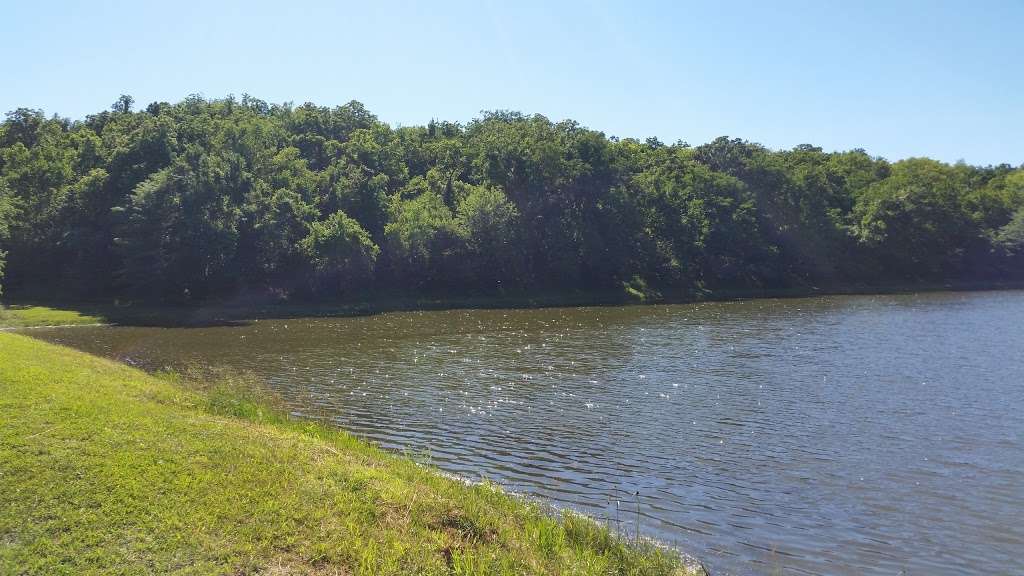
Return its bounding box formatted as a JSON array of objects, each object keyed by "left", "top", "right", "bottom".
[{"left": 0, "top": 94, "right": 1021, "bottom": 303}]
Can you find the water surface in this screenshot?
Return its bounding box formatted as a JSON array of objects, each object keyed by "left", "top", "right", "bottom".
[{"left": 26, "top": 291, "right": 1024, "bottom": 575}]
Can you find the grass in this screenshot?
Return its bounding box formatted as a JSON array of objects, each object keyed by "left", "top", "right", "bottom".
[
  {"left": 0, "top": 332, "right": 692, "bottom": 575},
  {"left": 0, "top": 304, "right": 109, "bottom": 328}
]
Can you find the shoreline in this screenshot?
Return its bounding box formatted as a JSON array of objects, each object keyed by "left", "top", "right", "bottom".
[{"left": 2, "top": 279, "right": 1023, "bottom": 329}]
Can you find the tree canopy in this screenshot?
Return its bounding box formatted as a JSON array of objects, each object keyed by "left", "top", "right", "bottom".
[{"left": 0, "top": 96, "right": 1020, "bottom": 302}]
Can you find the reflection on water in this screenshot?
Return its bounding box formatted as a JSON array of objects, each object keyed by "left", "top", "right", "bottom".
[{"left": 27, "top": 291, "right": 1024, "bottom": 575}]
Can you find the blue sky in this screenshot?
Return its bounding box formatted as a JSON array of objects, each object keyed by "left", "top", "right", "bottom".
[{"left": 4, "top": 0, "right": 1022, "bottom": 165}]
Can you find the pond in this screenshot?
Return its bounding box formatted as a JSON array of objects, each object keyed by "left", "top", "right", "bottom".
[{"left": 25, "top": 290, "right": 1024, "bottom": 575}]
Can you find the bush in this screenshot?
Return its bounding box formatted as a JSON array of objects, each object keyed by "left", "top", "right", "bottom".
[
  {"left": 300, "top": 210, "right": 380, "bottom": 294},
  {"left": 384, "top": 191, "right": 462, "bottom": 287}
]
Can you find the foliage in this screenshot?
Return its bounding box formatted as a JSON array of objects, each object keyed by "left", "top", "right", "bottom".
[
  {"left": 853, "top": 159, "right": 978, "bottom": 278},
  {"left": 0, "top": 182, "right": 13, "bottom": 295},
  {"left": 0, "top": 95, "right": 1021, "bottom": 302},
  {"left": 998, "top": 208, "right": 1024, "bottom": 253},
  {"left": 455, "top": 184, "right": 520, "bottom": 290},
  {"left": 384, "top": 190, "right": 461, "bottom": 288},
  {"left": 300, "top": 210, "right": 379, "bottom": 294},
  {"left": 117, "top": 148, "right": 241, "bottom": 301}
]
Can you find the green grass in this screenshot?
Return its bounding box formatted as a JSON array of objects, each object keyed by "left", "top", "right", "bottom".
[
  {"left": 0, "top": 304, "right": 109, "bottom": 328},
  {"left": 0, "top": 333, "right": 692, "bottom": 575}
]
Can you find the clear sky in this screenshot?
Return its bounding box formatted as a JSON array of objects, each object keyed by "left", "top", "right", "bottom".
[{"left": 4, "top": 0, "right": 1022, "bottom": 165}]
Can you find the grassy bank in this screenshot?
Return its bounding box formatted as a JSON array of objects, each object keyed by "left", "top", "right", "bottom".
[
  {"left": 0, "top": 333, "right": 690, "bottom": 575},
  {"left": 0, "top": 304, "right": 109, "bottom": 328}
]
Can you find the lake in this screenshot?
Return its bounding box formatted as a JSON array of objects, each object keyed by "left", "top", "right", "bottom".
[{"left": 23, "top": 290, "right": 1024, "bottom": 575}]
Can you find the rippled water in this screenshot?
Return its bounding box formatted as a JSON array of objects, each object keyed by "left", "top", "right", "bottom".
[{"left": 25, "top": 291, "right": 1024, "bottom": 575}]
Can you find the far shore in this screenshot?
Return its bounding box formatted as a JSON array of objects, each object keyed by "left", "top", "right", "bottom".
[{"left": 2, "top": 280, "right": 1023, "bottom": 330}]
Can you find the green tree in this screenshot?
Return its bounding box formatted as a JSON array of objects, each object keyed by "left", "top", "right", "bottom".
[
  {"left": 0, "top": 112, "right": 76, "bottom": 288},
  {"left": 299, "top": 210, "right": 379, "bottom": 294},
  {"left": 966, "top": 168, "right": 1024, "bottom": 232},
  {"left": 632, "top": 147, "right": 773, "bottom": 290},
  {"left": 118, "top": 149, "right": 241, "bottom": 300},
  {"left": 998, "top": 208, "right": 1024, "bottom": 254},
  {"left": 112, "top": 94, "right": 135, "bottom": 114},
  {"left": 0, "top": 182, "right": 16, "bottom": 295},
  {"left": 239, "top": 186, "right": 317, "bottom": 280},
  {"left": 321, "top": 125, "right": 408, "bottom": 239},
  {"left": 853, "top": 158, "right": 978, "bottom": 278},
  {"left": 62, "top": 168, "right": 115, "bottom": 293},
  {"left": 384, "top": 191, "right": 462, "bottom": 288},
  {"left": 0, "top": 94, "right": 1019, "bottom": 302},
  {"left": 455, "top": 185, "right": 520, "bottom": 290}
]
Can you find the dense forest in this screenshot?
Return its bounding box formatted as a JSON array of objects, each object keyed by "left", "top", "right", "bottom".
[{"left": 0, "top": 94, "right": 1021, "bottom": 303}]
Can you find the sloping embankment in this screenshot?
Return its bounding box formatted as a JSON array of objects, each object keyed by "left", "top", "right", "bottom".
[{"left": 0, "top": 333, "right": 691, "bottom": 575}]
